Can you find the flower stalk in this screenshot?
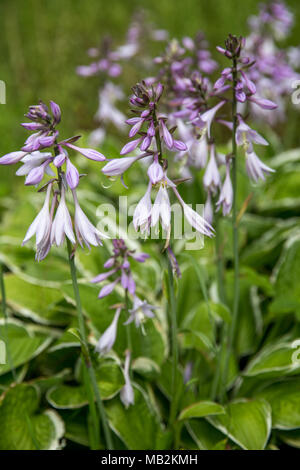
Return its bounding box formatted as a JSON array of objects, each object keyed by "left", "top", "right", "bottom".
[{"left": 66, "top": 239, "right": 113, "bottom": 450}]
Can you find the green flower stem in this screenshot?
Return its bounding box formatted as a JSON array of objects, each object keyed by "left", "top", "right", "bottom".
[
  {"left": 221, "top": 57, "right": 240, "bottom": 402},
  {"left": 167, "top": 253, "right": 179, "bottom": 427},
  {"left": 66, "top": 240, "right": 113, "bottom": 450},
  {"left": 0, "top": 262, "right": 16, "bottom": 381},
  {"left": 210, "top": 215, "right": 226, "bottom": 400}
]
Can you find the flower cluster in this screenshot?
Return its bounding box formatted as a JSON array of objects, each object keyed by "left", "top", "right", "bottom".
[
  {"left": 102, "top": 81, "right": 214, "bottom": 239},
  {"left": 0, "top": 101, "right": 107, "bottom": 260},
  {"left": 94, "top": 239, "right": 156, "bottom": 354}
]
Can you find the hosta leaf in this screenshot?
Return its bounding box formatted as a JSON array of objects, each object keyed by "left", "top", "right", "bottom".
[
  {"left": 179, "top": 401, "right": 225, "bottom": 420},
  {"left": 0, "top": 320, "right": 52, "bottom": 376},
  {"left": 2, "top": 274, "right": 66, "bottom": 325},
  {"left": 208, "top": 399, "right": 272, "bottom": 450},
  {"left": 186, "top": 419, "right": 227, "bottom": 450},
  {"left": 0, "top": 384, "right": 64, "bottom": 450},
  {"left": 244, "top": 341, "right": 300, "bottom": 378},
  {"left": 105, "top": 385, "right": 158, "bottom": 450},
  {"left": 257, "top": 379, "right": 300, "bottom": 430},
  {"left": 47, "top": 360, "right": 124, "bottom": 409}
]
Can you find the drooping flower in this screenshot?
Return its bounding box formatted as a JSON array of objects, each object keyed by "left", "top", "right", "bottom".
[
  {"left": 245, "top": 150, "right": 275, "bottom": 182},
  {"left": 120, "top": 350, "right": 134, "bottom": 408},
  {"left": 197, "top": 100, "right": 226, "bottom": 138},
  {"left": 124, "top": 295, "right": 156, "bottom": 328},
  {"left": 203, "top": 145, "right": 221, "bottom": 193},
  {"left": 22, "top": 183, "right": 53, "bottom": 249},
  {"left": 216, "top": 161, "right": 233, "bottom": 215},
  {"left": 133, "top": 182, "right": 152, "bottom": 234},
  {"left": 72, "top": 190, "right": 106, "bottom": 248},
  {"left": 96, "top": 307, "right": 122, "bottom": 355},
  {"left": 235, "top": 118, "right": 268, "bottom": 153},
  {"left": 51, "top": 186, "right": 75, "bottom": 246},
  {"left": 151, "top": 183, "right": 172, "bottom": 233}
]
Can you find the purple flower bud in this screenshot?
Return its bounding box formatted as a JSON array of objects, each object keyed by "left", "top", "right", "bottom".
[
  {"left": 147, "top": 121, "right": 156, "bottom": 137},
  {"left": 140, "top": 135, "right": 151, "bottom": 151},
  {"left": 104, "top": 257, "right": 115, "bottom": 269},
  {"left": 64, "top": 143, "right": 106, "bottom": 161},
  {"left": 96, "top": 308, "right": 121, "bottom": 355},
  {"left": 249, "top": 97, "right": 278, "bottom": 110},
  {"left": 120, "top": 137, "right": 142, "bottom": 155},
  {"left": 53, "top": 152, "right": 66, "bottom": 167},
  {"left": 21, "top": 123, "right": 44, "bottom": 131},
  {"left": 173, "top": 140, "right": 187, "bottom": 151},
  {"left": 0, "top": 151, "right": 27, "bottom": 165},
  {"left": 25, "top": 159, "right": 50, "bottom": 186},
  {"left": 160, "top": 120, "right": 173, "bottom": 149},
  {"left": 155, "top": 83, "right": 164, "bottom": 101},
  {"left": 98, "top": 278, "right": 120, "bottom": 298},
  {"left": 50, "top": 101, "right": 61, "bottom": 124},
  {"left": 129, "top": 119, "right": 144, "bottom": 137},
  {"left": 39, "top": 133, "right": 57, "bottom": 148},
  {"left": 66, "top": 158, "right": 79, "bottom": 189},
  {"left": 130, "top": 252, "right": 150, "bottom": 263}
]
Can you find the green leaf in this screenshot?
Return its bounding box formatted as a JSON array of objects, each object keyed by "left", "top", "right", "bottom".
[
  {"left": 0, "top": 384, "right": 64, "bottom": 450},
  {"left": 257, "top": 379, "right": 300, "bottom": 430},
  {"left": 186, "top": 419, "right": 227, "bottom": 450},
  {"left": 0, "top": 320, "right": 52, "bottom": 376},
  {"left": 208, "top": 399, "right": 272, "bottom": 450},
  {"left": 2, "top": 274, "right": 65, "bottom": 325},
  {"left": 105, "top": 385, "right": 158, "bottom": 450},
  {"left": 132, "top": 357, "right": 160, "bottom": 380},
  {"left": 244, "top": 341, "right": 300, "bottom": 378},
  {"left": 179, "top": 401, "right": 225, "bottom": 420},
  {"left": 47, "top": 360, "right": 125, "bottom": 409}
]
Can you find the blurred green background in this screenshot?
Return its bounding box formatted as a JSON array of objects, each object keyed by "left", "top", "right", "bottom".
[{"left": 0, "top": 0, "right": 300, "bottom": 195}]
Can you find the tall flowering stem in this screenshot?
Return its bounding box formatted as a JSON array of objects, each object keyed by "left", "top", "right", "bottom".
[
  {"left": 66, "top": 239, "right": 113, "bottom": 450},
  {"left": 221, "top": 37, "right": 240, "bottom": 401}
]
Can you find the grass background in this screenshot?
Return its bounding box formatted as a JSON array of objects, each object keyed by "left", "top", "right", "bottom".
[{"left": 0, "top": 0, "right": 299, "bottom": 194}]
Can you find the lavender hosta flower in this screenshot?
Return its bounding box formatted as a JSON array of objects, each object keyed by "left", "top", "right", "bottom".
[
  {"left": 97, "top": 278, "right": 120, "bottom": 299},
  {"left": 203, "top": 146, "right": 221, "bottom": 193},
  {"left": 51, "top": 186, "right": 75, "bottom": 246},
  {"left": 173, "top": 187, "right": 214, "bottom": 237},
  {"left": 22, "top": 183, "right": 53, "bottom": 249},
  {"left": 133, "top": 182, "right": 152, "bottom": 234},
  {"left": 151, "top": 184, "right": 172, "bottom": 233},
  {"left": 124, "top": 295, "right": 156, "bottom": 329},
  {"left": 120, "top": 350, "right": 134, "bottom": 408},
  {"left": 235, "top": 118, "right": 268, "bottom": 153},
  {"left": 72, "top": 190, "right": 107, "bottom": 249},
  {"left": 204, "top": 191, "right": 213, "bottom": 225},
  {"left": 15, "top": 151, "right": 53, "bottom": 181},
  {"left": 147, "top": 156, "right": 164, "bottom": 184},
  {"left": 102, "top": 154, "right": 144, "bottom": 177},
  {"left": 159, "top": 119, "right": 174, "bottom": 149},
  {"left": 197, "top": 100, "right": 225, "bottom": 139},
  {"left": 245, "top": 150, "right": 275, "bottom": 183},
  {"left": 96, "top": 308, "right": 122, "bottom": 355},
  {"left": 216, "top": 162, "right": 233, "bottom": 216}
]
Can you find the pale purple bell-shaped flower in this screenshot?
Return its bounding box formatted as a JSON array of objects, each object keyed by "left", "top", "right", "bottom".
[
  {"left": 51, "top": 186, "right": 76, "bottom": 246},
  {"left": 147, "top": 155, "right": 164, "bottom": 184},
  {"left": 15, "top": 151, "right": 54, "bottom": 183},
  {"left": 120, "top": 350, "right": 134, "bottom": 408},
  {"left": 97, "top": 278, "right": 120, "bottom": 299},
  {"left": 173, "top": 187, "right": 214, "bottom": 237},
  {"left": 204, "top": 191, "right": 214, "bottom": 225},
  {"left": 72, "top": 189, "right": 107, "bottom": 248},
  {"left": 198, "top": 100, "right": 225, "bottom": 139},
  {"left": 203, "top": 145, "right": 221, "bottom": 193},
  {"left": 133, "top": 181, "right": 152, "bottom": 233},
  {"left": 102, "top": 154, "right": 143, "bottom": 177},
  {"left": 124, "top": 295, "right": 156, "bottom": 330},
  {"left": 151, "top": 183, "right": 171, "bottom": 233},
  {"left": 245, "top": 150, "right": 275, "bottom": 183},
  {"left": 22, "top": 183, "right": 53, "bottom": 248},
  {"left": 96, "top": 307, "right": 121, "bottom": 355},
  {"left": 216, "top": 162, "right": 233, "bottom": 216},
  {"left": 236, "top": 118, "right": 268, "bottom": 153}
]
